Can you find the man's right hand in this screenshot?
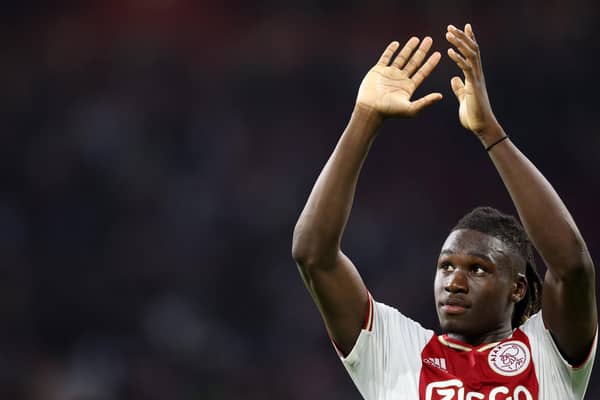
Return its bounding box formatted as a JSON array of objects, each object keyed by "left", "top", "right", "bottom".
[
  {"left": 446, "top": 24, "right": 501, "bottom": 143},
  {"left": 356, "top": 37, "right": 443, "bottom": 119}
]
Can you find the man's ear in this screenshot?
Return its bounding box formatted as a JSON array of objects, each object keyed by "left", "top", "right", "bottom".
[{"left": 512, "top": 273, "right": 528, "bottom": 303}]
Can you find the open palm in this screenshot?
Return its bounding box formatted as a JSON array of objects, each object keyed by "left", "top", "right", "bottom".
[
  {"left": 451, "top": 68, "right": 494, "bottom": 134},
  {"left": 356, "top": 37, "right": 442, "bottom": 118}
]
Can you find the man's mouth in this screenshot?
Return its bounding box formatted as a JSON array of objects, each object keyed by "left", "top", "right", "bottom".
[
  {"left": 441, "top": 304, "right": 468, "bottom": 314},
  {"left": 440, "top": 298, "right": 470, "bottom": 315}
]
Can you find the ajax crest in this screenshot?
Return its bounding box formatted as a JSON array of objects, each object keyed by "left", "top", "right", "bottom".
[{"left": 488, "top": 340, "right": 530, "bottom": 376}]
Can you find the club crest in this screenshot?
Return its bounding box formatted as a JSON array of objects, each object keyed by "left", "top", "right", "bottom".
[{"left": 488, "top": 340, "right": 531, "bottom": 376}]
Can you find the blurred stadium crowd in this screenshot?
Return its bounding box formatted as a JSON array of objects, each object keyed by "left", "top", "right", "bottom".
[{"left": 1, "top": 0, "right": 599, "bottom": 399}]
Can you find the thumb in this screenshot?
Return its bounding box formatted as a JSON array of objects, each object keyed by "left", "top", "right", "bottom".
[
  {"left": 407, "top": 92, "right": 443, "bottom": 116},
  {"left": 450, "top": 76, "right": 465, "bottom": 101}
]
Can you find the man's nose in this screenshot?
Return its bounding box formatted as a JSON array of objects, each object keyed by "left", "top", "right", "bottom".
[{"left": 445, "top": 269, "right": 468, "bottom": 293}]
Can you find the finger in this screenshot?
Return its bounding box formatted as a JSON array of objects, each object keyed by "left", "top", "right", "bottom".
[
  {"left": 403, "top": 36, "right": 434, "bottom": 76},
  {"left": 465, "top": 23, "right": 476, "bottom": 42},
  {"left": 447, "top": 25, "right": 478, "bottom": 55},
  {"left": 411, "top": 51, "right": 441, "bottom": 87},
  {"left": 448, "top": 24, "right": 476, "bottom": 47},
  {"left": 462, "top": 23, "right": 484, "bottom": 71},
  {"left": 447, "top": 48, "right": 474, "bottom": 79},
  {"left": 408, "top": 92, "right": 443, "bottom": 116},
  {"left": 445, "top": 30, "right": 477, "bottom": 60},
  {"left": 376, "top": 41, "right": 401, "bottom": 66},
  {"left": 450, "top": 76, "right": 465, "bottom": 101},
  {"left": 391, "top": 36, "right": 420, "bottom": 68}
]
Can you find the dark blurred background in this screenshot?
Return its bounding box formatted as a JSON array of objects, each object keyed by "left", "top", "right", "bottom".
[{"left": 1, "top": 0, "right": 599, "bottom": 399}]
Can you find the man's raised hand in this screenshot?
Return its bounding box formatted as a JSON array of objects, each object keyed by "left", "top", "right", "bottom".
[
  {"left": 355, "top": 37, "right": 442, "bottom": 119},
  {"left": 446, "top": 24, "right": 500, "bottom": 139}
]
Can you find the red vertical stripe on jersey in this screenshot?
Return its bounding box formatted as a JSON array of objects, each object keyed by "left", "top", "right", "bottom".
[
  {"left": 362, "top": 291, "right": 374, "bottom": 331},
  {"left": 419, "top": 328, "right": 539, "bottom": 399},
  {"left": 330, "top": 289, "right": 373, "bottom": 357}
]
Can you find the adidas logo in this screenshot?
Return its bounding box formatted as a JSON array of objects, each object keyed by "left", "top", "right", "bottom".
[{"left": 424, "top": 357, "right": 447, "bottom": 371}]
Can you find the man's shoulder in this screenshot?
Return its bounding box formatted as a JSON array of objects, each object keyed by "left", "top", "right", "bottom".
[
  {"left": 517, "top": 311, "right": 544, "bottom": 338},
  {"left": 371, "top": 299, "right": 435, "bottom": 340}
]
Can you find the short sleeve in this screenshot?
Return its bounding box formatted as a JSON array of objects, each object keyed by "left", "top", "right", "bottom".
[
  {"left": 519, "top": 311, "right": 597, "bottom": 399},
  {"left": 339, "top": 294, "right": 434, "bottom": 400}
]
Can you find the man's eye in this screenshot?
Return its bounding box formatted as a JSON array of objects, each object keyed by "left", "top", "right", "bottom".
[
  {"left": 472, "top": 265, "right": 486, "bottom": 275},
  {"left": 440, "top": 262, "right": 454, "bottom": 272}
]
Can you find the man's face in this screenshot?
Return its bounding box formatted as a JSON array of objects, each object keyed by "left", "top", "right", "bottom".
[{"left": 434, "top": 229, "right": 523, "bottom": 343}]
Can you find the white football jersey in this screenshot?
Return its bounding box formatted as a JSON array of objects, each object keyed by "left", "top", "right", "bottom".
[{"left": 339, "top": 293, "right": 597, "bottom": 400}]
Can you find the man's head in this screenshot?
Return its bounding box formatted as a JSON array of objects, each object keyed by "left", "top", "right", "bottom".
[{"left": 434, "top": 207, "right": 542, "bottom": 343}]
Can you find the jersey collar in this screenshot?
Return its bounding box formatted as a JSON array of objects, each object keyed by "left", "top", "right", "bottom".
[{"left": 438, "top": 334, "right": 505, "bottom": 353}]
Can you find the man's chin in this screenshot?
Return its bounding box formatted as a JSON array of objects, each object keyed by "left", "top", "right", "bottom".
[{"left": 439, "top": 317, "right": 471, "bottom": 335}]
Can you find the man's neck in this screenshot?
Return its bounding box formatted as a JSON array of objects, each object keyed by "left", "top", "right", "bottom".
[{"left": 446, "top": 326, "right": 514, "bottom": 347}]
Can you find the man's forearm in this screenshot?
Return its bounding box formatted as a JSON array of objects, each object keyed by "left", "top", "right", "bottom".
[
  {"left": 292, "top": 36, "right": 441, "bottom": 269},
  {"left": 292, "top": 106, "right": 381, "bottom": 267},
  {"left": 484, "top": 123, "right": 593, "bottom": 276}
]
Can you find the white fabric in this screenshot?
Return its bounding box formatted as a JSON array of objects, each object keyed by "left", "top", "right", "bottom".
[
  {"left": 340, "top": 300, "right": 596, "bottom": 400},
  {"left": 341, "top": 300, "right": 434, "bottom": 400},
  {"left": 519, "top": 311, "right": 597, "bottom": 400}
]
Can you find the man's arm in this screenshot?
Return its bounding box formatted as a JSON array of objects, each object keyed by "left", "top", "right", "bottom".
[
  {"left": 292, "top": 38, "right": 442, "bottom": 355},
  {"left": 446, "top": 23, "right": 597, "bottom": 364}
]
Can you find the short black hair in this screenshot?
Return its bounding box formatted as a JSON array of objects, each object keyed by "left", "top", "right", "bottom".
[{"left": 452, "top": 206, "right": 542, "bottom": 328}]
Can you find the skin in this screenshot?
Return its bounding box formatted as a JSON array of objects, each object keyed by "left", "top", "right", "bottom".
[
  {"left": 292, "top": 36, "right": 442, "bottom": 354},
  {"left": 292, "top": 24, "right": 596, "bottom": 365},
  {"left": 435, "top": 229, "right": 527, "bottom": 345}
]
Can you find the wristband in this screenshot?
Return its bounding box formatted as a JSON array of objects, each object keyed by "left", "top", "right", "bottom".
[{"left": 485, "top": 136, "right": 508, "bottom": 152}]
